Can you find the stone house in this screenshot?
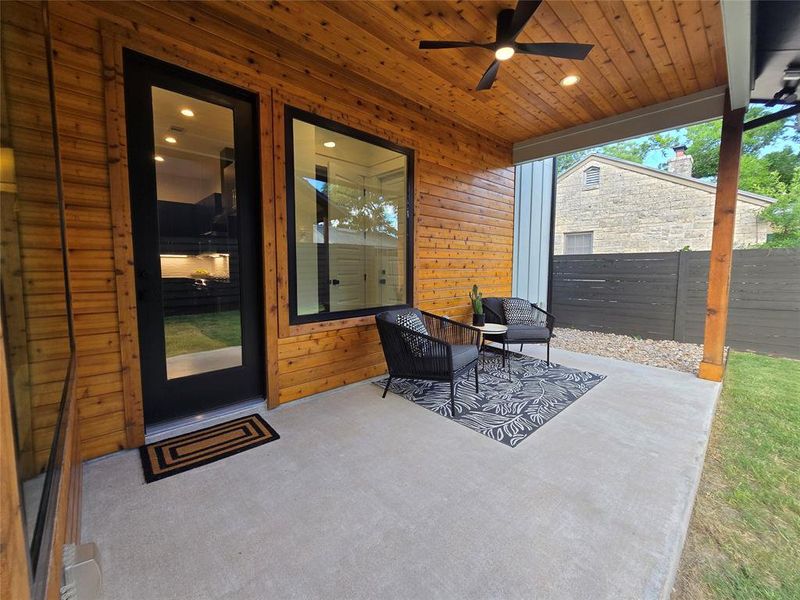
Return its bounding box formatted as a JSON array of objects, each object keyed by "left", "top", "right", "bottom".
[{"left": 554, "top": 150, "right": 775, "bottom": 254}]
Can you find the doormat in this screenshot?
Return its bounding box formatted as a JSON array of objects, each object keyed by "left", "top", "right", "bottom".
[{"left": 139, "top": 414, "right": 279, "bottom": 483}]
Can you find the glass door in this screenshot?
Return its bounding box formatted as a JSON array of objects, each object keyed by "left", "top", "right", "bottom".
[{"left": 124, "top": 51, "right": 264, "bottom": 425}]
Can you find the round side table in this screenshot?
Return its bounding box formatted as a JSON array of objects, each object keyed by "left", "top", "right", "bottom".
[{"left": 471, "top": 323, "right": 510, "bottom": 378}]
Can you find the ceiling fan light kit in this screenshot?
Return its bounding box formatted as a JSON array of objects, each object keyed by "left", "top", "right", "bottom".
[{"left": 418, "top": 0, "right": 593, "bottom": 91}]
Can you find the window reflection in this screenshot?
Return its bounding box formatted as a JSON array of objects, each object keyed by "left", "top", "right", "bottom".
[
  {"left": 151, "top": 88, "right": 243, "bottom": 379},
  {"left": 289, "top": 113, "right": 411, "bottom": 322}
]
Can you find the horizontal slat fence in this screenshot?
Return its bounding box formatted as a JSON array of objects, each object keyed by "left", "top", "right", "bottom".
[{"left": 552, "top": 249, "right": 800, "bottom": 358}]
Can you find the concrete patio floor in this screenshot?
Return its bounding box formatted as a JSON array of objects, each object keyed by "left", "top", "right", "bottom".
[{"left": 82, "top": 346, "right": 720, "bottom": 600}]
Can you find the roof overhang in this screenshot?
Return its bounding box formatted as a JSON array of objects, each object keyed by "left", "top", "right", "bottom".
[
  {"left": 513, "top": 86, "right": 727, "bottom": 163},
  {"left": 721, "top": 0, "right": 753, "bottom": 110},
  {"left": 513, "top": 0, "right": 753, "bottom": 165}
]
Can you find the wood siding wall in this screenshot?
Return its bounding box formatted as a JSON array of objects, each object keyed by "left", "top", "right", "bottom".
[
  {"left": 1, "top": 2, "right": 78, "bottom": 475},
  {"left": 19, "top": 0, "right": 513, "bottom": 458}
]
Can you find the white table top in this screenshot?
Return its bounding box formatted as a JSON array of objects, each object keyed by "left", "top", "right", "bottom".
[{"left": 472, "top": 323, "right": 507, "bottom": 334}]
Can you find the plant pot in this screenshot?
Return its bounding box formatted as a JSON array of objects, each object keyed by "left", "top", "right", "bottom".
[{"left": 472, "top": 313, "right": 486, "bottom": 327}]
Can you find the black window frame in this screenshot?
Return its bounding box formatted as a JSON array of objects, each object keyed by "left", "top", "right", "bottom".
[{"left": 284, "top": 105, "right": 414, "bottom": 325}]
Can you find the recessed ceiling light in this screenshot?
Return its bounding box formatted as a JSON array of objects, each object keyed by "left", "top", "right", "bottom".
[
  {"left": 164, "top": 135, "right": 177, "bottom": 144},
  {"left": 495, "top": 46, "right": 515, "bottom": 61},
  {"left": 323, "top": 141, "right": 336, "bottom": 148},
  {"left": 560, "top": 74, "right": 580, "bottom": 87},
  {"left": 180, "top": 108, "right": 195, "bottom": 117},
  {"left": 154, "top": 155, "right": 165, "bottom": 162}
]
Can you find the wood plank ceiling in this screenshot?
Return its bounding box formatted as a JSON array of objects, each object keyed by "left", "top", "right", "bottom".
[{"left": 198, "top": 0, "right": 728, "bottom": 145}]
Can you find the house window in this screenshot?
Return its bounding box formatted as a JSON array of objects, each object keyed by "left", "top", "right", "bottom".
[
  {"left": 583, "top": 166, "right": 600, "bottom": 188},
  {"left": 564, "top": 232, "right": 593, "bottom": 255},
  {"left": 285, "top": 106, "right": 413, "bottom": 324}
]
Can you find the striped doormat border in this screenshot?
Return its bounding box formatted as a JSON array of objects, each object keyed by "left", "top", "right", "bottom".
[{"left": 139, "top": 414, "right": 279, "bottom": 483}]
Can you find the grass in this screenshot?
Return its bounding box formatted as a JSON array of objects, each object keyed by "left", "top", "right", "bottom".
[
  {"left": 163, "top": 310, "right": 242, "bottom": 357},
  {"left": 674, "top": 351, "right": 800, "bottom": 599}
]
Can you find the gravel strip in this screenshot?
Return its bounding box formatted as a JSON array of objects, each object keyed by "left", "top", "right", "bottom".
[{"left": 550, "top": 327, "right": 706, "bottom": 375}]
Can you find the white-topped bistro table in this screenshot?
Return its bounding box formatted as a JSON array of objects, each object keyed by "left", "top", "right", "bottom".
[{"left": 471, "top": 322, "right": 511, "bottom": 378}]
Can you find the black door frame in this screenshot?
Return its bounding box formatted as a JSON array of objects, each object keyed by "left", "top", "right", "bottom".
[{"left": 123, "top": 49, "right": 264, "bottom": 426}]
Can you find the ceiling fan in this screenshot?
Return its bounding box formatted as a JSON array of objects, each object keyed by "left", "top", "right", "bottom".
[{"left": 418, "top": 0, "right": 593, "bottom": 91}]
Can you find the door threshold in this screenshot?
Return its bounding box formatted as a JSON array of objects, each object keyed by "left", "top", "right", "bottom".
[{"left": 144, "top": 397, "right": 266, "bottom": 445}]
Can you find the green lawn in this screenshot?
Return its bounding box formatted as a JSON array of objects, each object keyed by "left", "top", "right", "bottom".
[
  {"left": 163, "top": 310, "right": 242, "bottom": 357},
  {"left": 675, "top": 351, "right": 800, "bottom": 599}
]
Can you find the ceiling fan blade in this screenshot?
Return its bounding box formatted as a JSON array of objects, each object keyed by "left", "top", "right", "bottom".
[
  {"left": 476, "top": 60, "right": 501, "bottom": 91},
  {"left": 506, "top": 0, "right": 542, "bottom": 41},
  {"left": 515, "top": 42, "right": 594, "bottom": 60},
  {"left": 419, "top": 40, "right": 484, "bottom": 50}
]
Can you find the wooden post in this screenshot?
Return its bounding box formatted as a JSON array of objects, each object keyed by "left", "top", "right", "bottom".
[{"left": 698, "top": 92, "right": 746, "bottom": 381}]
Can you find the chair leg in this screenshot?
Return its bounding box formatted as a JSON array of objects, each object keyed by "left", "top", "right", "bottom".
[
  {"left": 547, "top": 341, "right": 551, "bottom": 366},
  {"left": 474, "top": 364, "right": 479, "bottom": 392},
  {"left": 382, "top": 376, "right": 393, "bottom": 398},
  {"left": 450, "top": 378, "right": 456, "bottom": 416},
  {"left": 520, "top": 344, "right": 523, "bottom": 352},
  {"left": 502, "top": 342, "right": 506, "bottom": 368}
]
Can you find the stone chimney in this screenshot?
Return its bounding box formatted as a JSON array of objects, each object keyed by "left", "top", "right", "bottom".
[{"left": 667, "top": 145, "right": 694, "bottom": 178}]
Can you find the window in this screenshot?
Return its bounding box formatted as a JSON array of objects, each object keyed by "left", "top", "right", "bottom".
[
  {"left": 285, "top": 106, "right": 413, "bottom": 324},
  {"left": 564, "top": 232, "right": 593, "bottom": 255},
  {"left": 583, "top": 166, "right": 600, "bottom": 188}
]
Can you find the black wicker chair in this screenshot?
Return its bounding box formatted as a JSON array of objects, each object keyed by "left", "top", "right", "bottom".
[
  {"left": 482, "top": 297, "right": 556, "bottom": 366},
  {"left": 375, "top": 308, "right": 480, "bottom": 415}
]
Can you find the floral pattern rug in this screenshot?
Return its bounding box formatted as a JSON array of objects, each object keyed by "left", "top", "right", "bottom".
[{"left": 374, "top": 351, "right": 606, "bottom": 447}]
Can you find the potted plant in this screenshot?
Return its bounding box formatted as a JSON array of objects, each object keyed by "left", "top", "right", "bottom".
[{"left": 470, "top": 284, "right": 485, "bottom": 326}]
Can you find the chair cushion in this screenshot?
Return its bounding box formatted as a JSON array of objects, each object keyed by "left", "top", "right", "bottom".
[
  {"left": 395, "top": 311, "right": 431, "bottom": 357},
  {"left": 504, "top": 324, "right": 551, "bottom": 342},
  {"left": 450, "top": 344, "right": 479, "bottom": 370},
  {"left": 503, "top": 297, "right": 537, "bottom": 325}
]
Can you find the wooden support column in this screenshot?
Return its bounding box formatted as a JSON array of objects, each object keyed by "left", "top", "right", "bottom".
[{"left": 698, "top": 93, "right": 746, "bottom": 381}]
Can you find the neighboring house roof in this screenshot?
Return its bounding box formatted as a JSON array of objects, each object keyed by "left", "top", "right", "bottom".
[{"left": 559, "top": 153, "right": 776, "bottom": 208}]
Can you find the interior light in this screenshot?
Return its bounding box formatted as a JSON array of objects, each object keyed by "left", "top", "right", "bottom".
[
  {"left": 495, "top": 46, "right": 515, "bottom": 61},
  {"left": 560, "top": 74, "right": 580, "bottom": 87},
  {"left": 180, "top": 108, "right": 195, "bottom": 117},
  {"left": 154, "top": 155, "right": 165, "bottom": 162},
  {"left": 323, "top": 141, "right": 336, "bottom": 148},
  {"left": 164, "top": 135, "right": 177, "bottom": 144}
]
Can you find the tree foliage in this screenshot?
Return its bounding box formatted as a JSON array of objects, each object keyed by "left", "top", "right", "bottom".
[{"left": 758, "top": 167, "right": 800, "bottom": 248}]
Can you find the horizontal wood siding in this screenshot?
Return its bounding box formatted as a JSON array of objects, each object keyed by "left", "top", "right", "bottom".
[
  {"left": 33, "top": 0, "right": 514, "bottom": 456},
  {"left": 552, "top": 249, "right": 800, "bottom": 358}
]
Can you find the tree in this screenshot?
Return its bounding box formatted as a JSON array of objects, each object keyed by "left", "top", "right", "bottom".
[
  {"left": 763, "top": 147, "right": 800, "bottom": 187},
  {"left": 738, "top": 154, "right": 787, "bottom": 199},
  {"left": 682, "top": 106, "right": 800, "bottom": 180},
  {"left": 757, "top": 166, "right": 800, "bottom": 248}
]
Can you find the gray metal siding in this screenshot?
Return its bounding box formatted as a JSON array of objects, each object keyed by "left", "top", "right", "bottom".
[{"left": 512, "top": 159, "right": 554, "bottom": 308}]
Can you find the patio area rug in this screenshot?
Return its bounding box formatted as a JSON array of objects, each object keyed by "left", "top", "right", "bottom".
[
  {"left": 139, "top": 414, "right": 279, "bottom": 483},
  {"left": 374, "top": 351, "right": 605, "bottom": 447}
]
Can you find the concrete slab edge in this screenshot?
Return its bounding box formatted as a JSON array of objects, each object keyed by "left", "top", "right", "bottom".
[{"left": 659, "top": 380, "right": 724, "bottom": 600}]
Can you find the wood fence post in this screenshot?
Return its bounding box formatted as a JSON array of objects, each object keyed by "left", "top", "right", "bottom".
[
  {"left": 698, "top": 92, "right": 746, "bottom": 381},
  {"left": 673, "top": 250, "right": 690, "bottom": 341}
]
